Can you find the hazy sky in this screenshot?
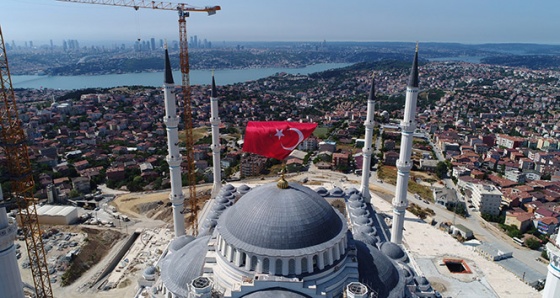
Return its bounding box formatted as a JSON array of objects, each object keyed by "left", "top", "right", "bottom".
[{"left": 1, "top": 0, "right": 559, "bottom": 45}]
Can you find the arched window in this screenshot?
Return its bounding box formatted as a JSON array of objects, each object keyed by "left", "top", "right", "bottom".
[
  {"left": 275, "top": 259, "right": 283, "bottom": 275},
  {"left": 288, "top": 258, "right": 296, "bottom": 275},
  {"left": 263, "top": 258, "right": 270, "bottom": 273},
  {"left": 250, "top": 256, "right": 258, "bottom": 271},
  {"left": 301, "top": 258, "right": 308, "bottom": 273}
]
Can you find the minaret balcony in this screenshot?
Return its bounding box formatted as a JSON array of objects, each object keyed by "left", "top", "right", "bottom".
[
  {"left": 168, "top": 193, "right": 185, "bottom": 204},
  {"left": 166, "top": 155, "right": 182, "bottom": 167},
  {"left": 400, "top": 121, "right": 416, "bottom": 133},
  {"left": 396, "top": 159, "right": 412, "bottom": 172},
  {"left": 0, "top": 220, "right": 17, "bottom": 251},
  {"left": 164, "top": 116, "right": 180, "bottom": 128}
]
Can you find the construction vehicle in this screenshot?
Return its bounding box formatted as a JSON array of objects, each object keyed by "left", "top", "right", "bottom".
[
  {"left": 0, "top": 26, "right": 54, "bottom": 298},
  {"left": 57, "top": 0, "right": 221, "bottom": 235}
]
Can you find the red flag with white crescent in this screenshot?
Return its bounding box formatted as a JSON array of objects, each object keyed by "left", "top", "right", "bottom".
[{"left": 242, "top": 121, "right": 317, "bottom": 160}]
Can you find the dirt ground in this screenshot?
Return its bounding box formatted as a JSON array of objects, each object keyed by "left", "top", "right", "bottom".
[{"left": 112, "top": 185, "right": 214, "bottom": 223}]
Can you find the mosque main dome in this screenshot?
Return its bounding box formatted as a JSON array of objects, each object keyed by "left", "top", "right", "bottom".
[{"left": 218, "top": 182, "right": 344, "bottom": 250}]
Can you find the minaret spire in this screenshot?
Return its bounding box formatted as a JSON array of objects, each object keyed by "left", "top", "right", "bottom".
[
  {"left": 360, "top": 72, "right": 376, "bottom": 203},
  {"left": 162, "top": 48, "right": 185, "bottom": 237},
  {"left": 164, "top": 45, "right": 174, "bottom": 85},
  {"left": 210, "top": 72, "right": 222, "bottom": 198},
  {"left": 391, "top": 44, "right": 420, "bottom": 244},
  {"left": 408, "top": 42, "right": 419, "bottom": 88}
]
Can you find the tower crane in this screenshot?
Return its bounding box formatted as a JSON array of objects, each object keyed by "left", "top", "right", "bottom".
[
  {"left": 0, "top": 26, "right": 53, "bottom": 298},
  {"left": 58, "top": 0, "right": 221, "bottom": 235}
]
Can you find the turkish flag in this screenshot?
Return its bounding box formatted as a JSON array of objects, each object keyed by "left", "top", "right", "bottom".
[{"left": 242, "top": 121, "right": 318, "bottom": 160}]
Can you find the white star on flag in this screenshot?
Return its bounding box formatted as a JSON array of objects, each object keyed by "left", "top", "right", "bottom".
[{"left": 274, "top": 129, "right": 284, "bottom": 140}]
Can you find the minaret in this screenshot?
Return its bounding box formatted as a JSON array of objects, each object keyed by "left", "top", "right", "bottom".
[
  {"left": 210, "top": 74, "right": 222, "bottom": 197},
  {"left": 391, "top": 44, "right": 419, "bottom": 244},
  {"left": 0, "top": 186, "right": 25, "bottom": 298},
  {"left": 543, "top": 233, "right": 560, "bottom": 297},
  {"left": 163, "top": 47, "right": 186, "bottom": 237},
  {"left": 360, "top": 73, "right": 375, "bottom": 203}
]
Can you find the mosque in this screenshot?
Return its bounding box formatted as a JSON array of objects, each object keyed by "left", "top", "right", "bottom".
[{"left": 148, "top": 47, "right": 441, "bottom": 298}]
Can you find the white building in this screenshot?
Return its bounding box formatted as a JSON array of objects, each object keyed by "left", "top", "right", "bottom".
[
  {"left": 470, "top": 184, "right": 502, "bottom": 216},
  {"left": 543, "top": 233, "right": 560, "bottom": 297}
]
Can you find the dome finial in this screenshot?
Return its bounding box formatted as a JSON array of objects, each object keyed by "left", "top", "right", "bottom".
[{"left": 277, "top": 168, "right": 289, "bottom": 189}]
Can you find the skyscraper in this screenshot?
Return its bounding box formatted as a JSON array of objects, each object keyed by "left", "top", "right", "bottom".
[{"left": 0, "top": 186, "right": 25, "bottom": 298}]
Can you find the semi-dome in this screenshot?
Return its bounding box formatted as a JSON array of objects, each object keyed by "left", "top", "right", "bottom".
[
  {"left": 169, "top": 235, "right": 195, "bottom": 253},
  {"left": 218, "top": 182, "right": 344, "bottom": 250}
]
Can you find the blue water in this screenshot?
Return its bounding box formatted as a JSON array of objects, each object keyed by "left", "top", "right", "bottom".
[{"left": 11, "top": 63, "right": 352, "bottom": 90}]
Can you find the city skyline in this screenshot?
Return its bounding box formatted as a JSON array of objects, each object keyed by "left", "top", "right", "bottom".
[{"left": 1, "top": 0, "right": 560, "bottom": 45}]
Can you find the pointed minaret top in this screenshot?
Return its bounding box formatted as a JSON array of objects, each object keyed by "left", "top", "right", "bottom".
[
  {"left": 408, "top": 43, "right": 419, "bottom": 88},
  {"left": 368, "top": 72, "right": 376, "bottom": 101},
  {"left": 164, "top": 48, "right": 174, "bottom": 85},
  {"left": 211, "top": 71, "right": 217, "bottom": 98}
]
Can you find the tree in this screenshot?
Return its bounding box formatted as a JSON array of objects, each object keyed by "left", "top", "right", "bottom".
[
  {"left": 435, "top": 161, "right": 448, "bottom": 179},
  {"left": 525, "top": 237, "right": 541, "bottom": 250}
]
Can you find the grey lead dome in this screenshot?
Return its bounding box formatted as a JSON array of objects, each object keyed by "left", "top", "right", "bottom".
[{"left": 219, "top": 182, "right": 343, "bottom": 250}]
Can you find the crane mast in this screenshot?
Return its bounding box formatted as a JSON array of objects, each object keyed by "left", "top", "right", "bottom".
[
  {"left": 0, "top": 26, "right": 53, "bottom": 298},
  {"left": 57, "top": 0, "right": 220, "bottom": 236}
]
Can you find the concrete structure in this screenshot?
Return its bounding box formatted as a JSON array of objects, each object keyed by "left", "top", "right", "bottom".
[
  {"left": 360, "top": 74, "right": 375, "bottom": 203},
  {"left": 470, "top": 184, "right": 502, "bottom": 216},
  {"left": 543, "top": 233, "right": 560, "bottom": 297},
  {"left": 210, "top": 75, "right": 222, "bottom": 197},
  {"left": 392, "top": 45, "right": 419, "bottom": 244},
  {"left": 163, "top": 47, "right": 186, "bottom": 237},
  {"left": 0, "top": 186, "right": 25, "bottom": 298}
]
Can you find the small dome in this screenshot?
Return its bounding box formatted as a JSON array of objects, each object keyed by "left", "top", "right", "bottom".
[
  {"left": 218, "top": 182, "right": 343, "bottom": 250},
  {"left": 216, "top": 196, "right": 229, "bottom": 204},
  {"left": 345, "top": 187, "right": 359, "bottom": 196},
  {"left": 416, "top": 276, "right": 429, "bottom": 286},
  {"left": 348, "top": 194, "right": 362, "bottom": 202},
  {"left": 349, "top": 200, "right": 365, "bottom": 209},
  {"left": 380, "top": 242, "right": 406, "bottom": 261},
  {"left": 144, "top": 265, "right": 156, "bottom": 275},
  {"left": 354, "top": 216, "right": 372, "bottom": 226},
  {"left": 358, "top": 225, "right": 374, "bottom": 235},
  {"left": 223, "top": 184, "right": 236, "bottom": 192},
  {"left": 203, "top": 219, "right": 217, "bottom": 229},
  {"left": 213, "top": 204, "right": 226, "bottom": 211},
  {"left": 329, "top": 187, "right": 344, "bottom": 197},
  {"left": 223, "top": 192, "right": 235, "bottom": 201},
  {"left": 351, "top": 208, "right": 368, "bottom": 217},
  {"left": 237, "top": 184, "right": 251, "bottom": 194},
  {"left": 315, "top": 187, "right": 329, "bottom": 196},
  {"left": 169, "top": 235, "right": 195, "bottom": 252},
  {"left": 354, "top": 232, "right": 378, "bottom": 246},
  {"left": 207, "top": 210, "right": 220, "bottom": 220}
]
